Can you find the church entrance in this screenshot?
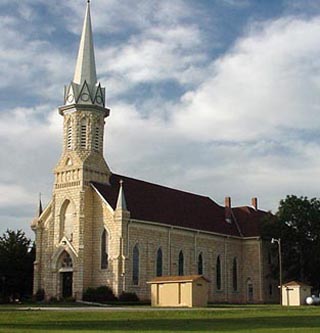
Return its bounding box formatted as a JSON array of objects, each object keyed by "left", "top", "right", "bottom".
[
  {"left": 61, "top": 272, "right": 73, "bottom": 298},
  {"left": 58, "top": 251, "right": 73, "bottom": 299}
]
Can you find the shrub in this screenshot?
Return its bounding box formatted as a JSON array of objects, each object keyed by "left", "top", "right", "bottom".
[
  {"left": 83, "top": 285, "right": 117, "bottom": 303},
  {"left": 63, "top": 296, "right": 75, "bottom": 303},
  {"left": 49, "top": 296, "right": 59, "bottom": 303},
  {"left": 82, "top": 287, "right": 96, "bottom": 302},
  {"left": 0, "top": 295, "right": 9, "bottom": 304},
  {"left": 118, "top": 292, "right": 139, "bottom": 302}
]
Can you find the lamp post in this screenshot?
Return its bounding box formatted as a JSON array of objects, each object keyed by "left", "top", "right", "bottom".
[{"left": 271, "top": 238, "right": 282, "bottom": 305}]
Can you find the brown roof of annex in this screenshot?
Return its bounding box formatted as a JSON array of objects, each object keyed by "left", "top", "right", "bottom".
[{"left": 92, "top": 173, "right": 271, "bottom": 238}]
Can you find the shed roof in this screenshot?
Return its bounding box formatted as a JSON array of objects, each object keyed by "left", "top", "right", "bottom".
[
  {"left": 147, "top": 275, "right": 210, "bottom": 284},
  {"left": 283, "top": 281, "right": 311, "bottom": 287}
]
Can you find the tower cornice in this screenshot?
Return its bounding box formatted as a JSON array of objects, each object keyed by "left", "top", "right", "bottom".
[{"left": 58, "top": 104, "right": 110, "bottom": 118}]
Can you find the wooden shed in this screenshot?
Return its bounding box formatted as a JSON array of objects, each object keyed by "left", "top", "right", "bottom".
[
  {"left": 147, "top": 275, "right": 210, "bottom": 307},
  {"left": 282, "top": 281, "right": 311, "bottom": 306}
]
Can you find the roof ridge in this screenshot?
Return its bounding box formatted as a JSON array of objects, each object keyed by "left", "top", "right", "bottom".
[
  {"left": 233, "top": 205, "right": 265, "bottom": 212},
  {"left": 111, "top": 173, "right": 218, "bottom": 203}
]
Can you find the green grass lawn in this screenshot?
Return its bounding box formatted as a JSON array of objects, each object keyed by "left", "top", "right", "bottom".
[{"left": 1, "top": 305, "right": 320, "bottom": 333}]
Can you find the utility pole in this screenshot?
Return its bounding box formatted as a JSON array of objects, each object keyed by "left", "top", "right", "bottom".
[{"left": 271, "top": 238, "right": 282, "bottom": 305}]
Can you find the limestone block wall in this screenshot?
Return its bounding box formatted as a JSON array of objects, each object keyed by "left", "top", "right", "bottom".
[
  {"left": 33, "top": 183, "right": 272, "bottom": 305},
  {"left": 119, "top": 219, "right": 264, "bottom": 303},
  {"left": 89, "top": 189, "right": 122, "bottom": 294},
  {"left": 82, "top": 187, "right": 94, "bottom": 291},
  {"left": 241, "top": 240, "right": 263, "bottom": 303}
]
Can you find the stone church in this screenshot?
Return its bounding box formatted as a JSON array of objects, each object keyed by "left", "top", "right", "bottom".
[{"left": 31, "top": 2, "right": 278, "bottom": 303}]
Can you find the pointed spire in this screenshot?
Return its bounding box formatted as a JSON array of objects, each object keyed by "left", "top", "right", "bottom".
[
  {"left": 116, "top": 180, "right": 127, "bottom": 211},
  {"left": 73, "top": 0, "right": 97, "bottom": 86},
  {"left": 62, "top": 1, "right": 107, "bottom": 109},
  {"left": 38, "top": 193, "right": 43, "bottom": 217}
]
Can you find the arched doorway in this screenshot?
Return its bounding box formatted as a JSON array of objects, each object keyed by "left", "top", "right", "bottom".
[{"left": 59, "top": 251, "right": 73, "bottom": 298}]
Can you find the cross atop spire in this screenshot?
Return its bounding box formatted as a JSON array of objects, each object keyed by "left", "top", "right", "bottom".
[{"left": 73, "top": 0, "right": 97, "bottom": 85}]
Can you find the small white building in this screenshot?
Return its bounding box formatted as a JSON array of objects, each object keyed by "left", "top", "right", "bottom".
[{"left": 282, "top": 281, "right": 311, "bottom": 306}]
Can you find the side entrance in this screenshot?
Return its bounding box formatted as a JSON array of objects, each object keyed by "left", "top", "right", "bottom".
[{"left": 61, "top": 272, "right": 73, "bottom": 298}]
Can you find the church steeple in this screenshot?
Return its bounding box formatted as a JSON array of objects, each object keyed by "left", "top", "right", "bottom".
[
  {"left": 56, "top": 0, "right": 111, "bottom": 187},
  {"left": 73, "top": 1, "right": 97, "bottom": 86},
  {"left": 63, "top": 1, "right": 105, "bottom": 108}
]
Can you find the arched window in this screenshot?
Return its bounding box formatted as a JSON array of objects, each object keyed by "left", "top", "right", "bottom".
[
  {"left": 247, "top": 279, "right": 253, "bottom": 302},
  {"left": 198, "top": 253, "right": 203, "bottom": 275},
  {"left": 80, "top": 118, "right": 87, "bottom": 149},
  {"left": 156, "top": 248, "right": 163, "bottom": 277},
  {"left": 59, "top": 251, "right": 73, "bottom": 269},
  {"left": 94, "top": 125, "right": 100, "bottom": 151},
  {"left": 60, "top": 200, "right": 75, "bottom": 241},
  {"left": 101, "top": 229, "right": 108, "bottom": 269},
  {"left": 232, "top": 257, "right": 238, "bottom": 291},
  {"left": 66, "top": 157, "right": 72, "bottom": 166},
  {"left": 216, "top": 256, "right": 221, "bottom": 290},
  {"left": 132, "top": 244, "right": 139, "bottom": 285},
  {"left": 178, "top": 250, "right": 184, "bottom": 276},
  {"left": 67, "top": 120, "right": 72, "bottom": 150}
]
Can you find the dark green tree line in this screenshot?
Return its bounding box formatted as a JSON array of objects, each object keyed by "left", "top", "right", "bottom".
[
  {"left": 262, "top": 195, "right": 320, "bottom": 289},
  {"left": 0, "top": 230, "right": 34, "bottom": 302}
]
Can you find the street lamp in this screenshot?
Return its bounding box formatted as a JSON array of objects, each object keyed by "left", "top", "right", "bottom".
[{"left": 271, "top": 238, "right": 282, "bottom": 305}]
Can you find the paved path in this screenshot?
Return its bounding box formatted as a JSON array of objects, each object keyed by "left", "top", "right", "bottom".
[{"left": 17, "top": 306, "right": 248, "bottom": 312}]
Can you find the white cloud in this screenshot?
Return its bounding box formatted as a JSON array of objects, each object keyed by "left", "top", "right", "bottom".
[
  {"left": 94, "top": 2, "right": 209, "bottom": 97},
  {"left": 62, "top": 0, "right": 196, "bottom": 35},
  {"left": 0, "top": 106, "right": 61, "bottom": 213},
  {"left": 99, "top": 24, "right": 206, "bottom": 86},
  {"left": 0, "top": 184, "right": 34, "bottom": 207},
  {"left": 0, "top": 14, "right": 71, "bottom": 103},
  {"left": 173, "top": 17, "right": 320, "bottom": 141}
]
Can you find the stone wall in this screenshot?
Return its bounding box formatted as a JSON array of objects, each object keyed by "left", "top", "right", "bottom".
[
  {"left": 33, "top": 185, "right": 277, "bottom": 304},
  {"left": 120, "top": 219, "right": 270, "bottom": 303}
]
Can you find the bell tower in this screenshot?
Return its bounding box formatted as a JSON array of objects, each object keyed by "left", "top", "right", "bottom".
[
  {"left": 43, "top": 1, "right": 111, "bottom": 298},
  {"left": 32, "top": 1, "right": 115, "bottom": 301},
  {"left": 54, "top": 0, "right": 110, "bottom": 189}
]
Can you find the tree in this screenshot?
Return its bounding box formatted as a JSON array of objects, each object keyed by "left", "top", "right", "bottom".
[
  {"left": 0, "top": 230, "right": 35, "bottom": 301},
  {"left": 262, "top": 195, "right": 320, "bottom": 289}
]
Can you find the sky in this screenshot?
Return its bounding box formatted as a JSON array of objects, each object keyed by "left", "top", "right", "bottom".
[{"left": 2, "top": 0, "right": 320, "bottom": 238}]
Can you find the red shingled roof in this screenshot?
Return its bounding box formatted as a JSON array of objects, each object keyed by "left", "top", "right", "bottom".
[
  {"left": 92, "top": 174, "right": 268, "bottom": 238},
  {"left": 232, "top": 206, "right": 271, "bottom": 237}
]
